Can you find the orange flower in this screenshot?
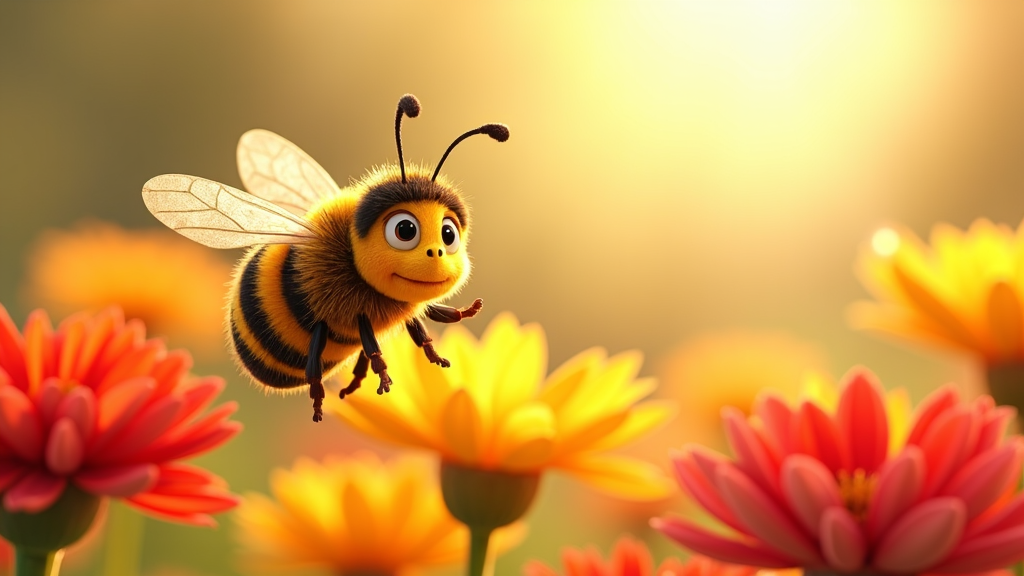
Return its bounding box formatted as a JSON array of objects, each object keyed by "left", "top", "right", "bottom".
[
  {"left": 523, "top": 535, "right": 759, "bottom": 576},
  {"left": 0, "top": 304, "right": 241, "bottom": 525},
  {"left": 22, "top": 221, "right": 232, "bottom": 356}
]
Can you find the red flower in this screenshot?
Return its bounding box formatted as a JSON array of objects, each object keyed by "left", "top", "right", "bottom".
[
  {"left": 524, "top": 535, "right": 758, "bottom": 576},
  {"left": 655, "top": 368, "right": 1024, "bottom": 574},
  {"left": 0, "top": 304, "right": 241, "bottom": 526}
]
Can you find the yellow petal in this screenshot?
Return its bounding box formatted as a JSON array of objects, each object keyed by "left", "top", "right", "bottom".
[
  {"left": 585, "top": 400, "right": 675, "bottom": 453},
  {"left": 500, "top": 437, "right": 555, "bottom": 470},
  {"left": 559, "top": 453, "right": 673, "bottom": 500},
  {"left": 493, "top": 401, "right": 555, "bottom": 461},
  {"left": 342, "top": 479, "right": 378, "bottom": 552},
  {"left": 987, "top": 280, "right": 1024, "bottom": 357},
  {"left": 333, "top": 398, "right": 437, "bottom": 451},
  {"left": 891, "top": 260, "right": 977, "bottom": 350},
  {"left": 539, "top": 348, "right": 604, "bottom": 412},
  {"left": 491, "top": 323, "right": 547, "bottom": 422},
  {"left": 441, "top": 389, "right": 483, "bottom": 463},
  {"left": 554, "top": 410, "right": 629, "bottom": 457}
]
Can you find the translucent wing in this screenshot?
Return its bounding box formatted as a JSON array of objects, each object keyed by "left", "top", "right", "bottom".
[
  {"left": 237, "top": 129, "right": 342, "bottom": 216},
  {"left": 142, "top": 174, "right": 315, "bottom": 249}
]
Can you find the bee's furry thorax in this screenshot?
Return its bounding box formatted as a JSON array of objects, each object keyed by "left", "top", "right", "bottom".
[{"left": 352, "top": 165, "right": 469, "bottom": 238}]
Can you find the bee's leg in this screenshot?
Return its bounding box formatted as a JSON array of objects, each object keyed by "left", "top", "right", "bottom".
[
  {"left": 425, "top": 299, "right": 483, "bottom": 323},
  {"left": 305, "top": 321, "right": 329, "bottom": 422},
  {"left": 406, "top": 318, "right": 450, "bottom": 368},
  {"left": 357, "top": 314, "right": 392, "bottom": 395},
  {"left": 340, "top": 351, "right": 368, "bottom": 399}
]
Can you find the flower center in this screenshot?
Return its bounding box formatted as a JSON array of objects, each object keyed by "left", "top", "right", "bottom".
[{"left": 836, "top": 468, "right": 876, "bottom": 520}]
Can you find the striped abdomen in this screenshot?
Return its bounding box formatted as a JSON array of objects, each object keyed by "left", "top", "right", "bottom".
[{"left": 229, "top": 244, "right": 361, "bottom": 389}]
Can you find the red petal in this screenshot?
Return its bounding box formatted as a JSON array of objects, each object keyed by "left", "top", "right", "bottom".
[
  {"left": 3, "top": 470, "right": 66, "bottom": 513},
  {"left": 75, "top": 464, "right": 157, "bottom": 497},
  {"left": 836, "top": 369, "right": 888, "bottom": 474},
  {"left": 0, "top": 386, "right": 43, "bottom": 461},
  {"left": 46, "top": 417, "right": 84, "bottom": 475},
  {"left": 88, "top": 377, "right": 155, "bottom": 455},
  {"left": 74, "top": 309, "right": 121, "bottom": 387},
  {"left": 906, "top": 386, "right": 959, "bottom": 446},
  {"left": 150, "top": 351, "right": 192, "bottom": 396},
  {"left": 792, "top": 401, "right": 849, "bottom": 474},
  {"left": 651, "top": 517, "right": 795, "bottom": 567},
  {"left": 23, "top": 311, "right": 55, "bottom": 395},
  {"left": 0, "top": 305, "right": 27, "bottom": 390}
]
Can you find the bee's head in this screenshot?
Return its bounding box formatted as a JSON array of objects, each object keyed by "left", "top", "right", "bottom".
[{"left": 350, "top": 94, "right": 508, "bottom": 304}]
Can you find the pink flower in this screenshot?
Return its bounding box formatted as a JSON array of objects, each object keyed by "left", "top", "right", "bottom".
[
  {"left": 653, "top": 368, "right": 1024, "bottom": 574},
  {"left": 524, "top": 535, "right": 759, "bottom": 576},
  {"left": 0, "top": 304, "right": 241, "bottom": 526}
]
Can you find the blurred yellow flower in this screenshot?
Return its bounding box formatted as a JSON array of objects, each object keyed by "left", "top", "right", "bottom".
[
  {"left": 234, "top": 452, "right": 522, "bottom": 575},
  {"left": 850, "top": 219, "right": 1024, "bottom": 363},
  {"left": 333, "top": 312, "right": 674, "bottom": 500},
  {"left": 655, "top": 331, "right": 829, "bottom": 451},
  {"left": 22, "top": 221, "right": 231, "bottom": 357}
]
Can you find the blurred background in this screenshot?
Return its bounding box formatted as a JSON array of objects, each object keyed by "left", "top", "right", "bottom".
[{"left": 3, "top": 1, "right": 1024, "bottom": 575}]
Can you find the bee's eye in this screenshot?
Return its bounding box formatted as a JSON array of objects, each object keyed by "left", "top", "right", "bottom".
[
  {"left": 384, "top": 212, "right": 420, "bottom": 250},
  {"left": 441, "top": 217, "right": 461, "bottom": 254}
]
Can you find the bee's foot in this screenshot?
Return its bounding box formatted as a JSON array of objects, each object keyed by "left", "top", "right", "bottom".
[
  {"left": 460, "top": 298, "right": 483, "bottom": 319},
  {"left": 423, "top": 342, "right": 451, "bottom": 368},
  {"left": 312, "top": 397, "right": 324, "bottom": 423},
  {"left": 339, "top": 379, "right": 361, "bottom": 400},
  {"left": 376, "top": 373, "right": 392, "bottom": 395}
]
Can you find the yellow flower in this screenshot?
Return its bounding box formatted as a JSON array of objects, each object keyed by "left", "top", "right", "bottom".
[
  {"left": 333, "top": 313, "right": 674, "bottom": 500},
  {"left": 234, "top": 453, "right": 522, "bottom": 575},
  {"left": 655, "top": 331, "right": 829, "bottom": 451},
  {"left": 850, "top": 219, "right": 1024, "bottom": 363},
  {"left": 22, "top": 221, "right": 231, "bottom": 357}
]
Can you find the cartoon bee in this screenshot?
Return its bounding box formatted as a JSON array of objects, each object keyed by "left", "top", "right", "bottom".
[{"left": 142, "top": 94, "right": 508, "bottom": 422}]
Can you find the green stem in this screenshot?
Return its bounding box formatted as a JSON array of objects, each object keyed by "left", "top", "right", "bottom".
[
  {"left": 14, "top": 549, "right": 62, "bottom": 576},
  {"left": 468, "top": 526, "right": 493, "bottom": 576}
]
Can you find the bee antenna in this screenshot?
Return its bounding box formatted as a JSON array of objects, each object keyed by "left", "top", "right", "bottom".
[
  {"left": 395, "top": 94, "right": 421, "bottom": 183},
  {"left": 431, "top": 124, "right": 510, "bottom": 182}
]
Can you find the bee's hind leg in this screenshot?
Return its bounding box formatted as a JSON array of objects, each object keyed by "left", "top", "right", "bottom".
[
  {"left": 357, "top": 314, "right": 392, "bottom": 395},
  {"left": 340, "top": 351, "right": 368, "bottom": 399},
  {"left": 406, "top": 318, "right": 450, "bottom": 367},
  {"left": 306, "top": 321, "right": 329, "bottom": 422}
]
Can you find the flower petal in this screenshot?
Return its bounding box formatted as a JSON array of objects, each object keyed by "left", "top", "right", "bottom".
[
  {"left": 866, "top": 445, "right": 925, "bottom": 543},
  {"left": 986, "top": 281, "right": 1024, "bottom": 357},
  {"left": 3, "top": 470, "right": 66, "bottom": 513},
  {"left": 873, "top": 497, "right": 966, "bottom": 573},
  {"left": 54, "top": 386, "right": 97, "bottom": 444},
  {"left": 673, "top": 448, "right": 750, "bottom": 535},
  {"left": 75, "top": 464, "right": 158, "bottom": 497},
  {"left": 820, "top": 506, "right": 865, "bottom": 572},
  {"left": 560, "top": 453, "right": 672, "bottom": 500},
  {"left": 0, "top": 385, "right": 43, "bottom": 461},
  {"left": 941, "top": 441, "right": 1022, "bottom": 520},
  {"left": 836, "top": 369, "right": 888, "bottom": 473},
  {"left": 46, "top": 417, "right": 84, "bottom": 475},
  {"left": 650, "top": 517, "right": 794, "bottom": 568},
  {"left": 780, "top": 453, "right": 842, "bottom": 536},
  {"left": 792, "top": 401, "right": 848, "bottom": 474},
  {"left": 441, "top": 389, "right": 483, "bottom": 463},
  {"left": 906, "top": 386, "right": 958, "bottom": 446},
  {"left": 939, "top": 524, "right": 1024, "bottom": 573},
  {"left": 723, "top": 406, "right": 782, "bottom": 499},
  {"left": 716, "top": 462, "right": 822, "bottom": 564}
]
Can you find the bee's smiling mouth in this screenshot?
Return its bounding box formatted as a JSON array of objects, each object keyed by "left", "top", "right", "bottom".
[{"left": 393, "top": 274, "right": 450, "bottom": 287}]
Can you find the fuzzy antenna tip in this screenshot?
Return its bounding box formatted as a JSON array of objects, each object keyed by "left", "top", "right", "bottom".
[
  {"left": 481, "top": 123, "right": 510, "bottom": 142},
  {"left": 399, "top": 94, "right": 421, "bottom": 118}
]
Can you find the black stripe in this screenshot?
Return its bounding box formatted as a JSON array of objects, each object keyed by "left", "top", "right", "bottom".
[
  {"left": 230, "top": 320, "right": 305, "bottom": 389},
  {"left": 239, "top": 247, "right": 309, "bottom": 370},
  {"left": 280, "top": 246, "right": 359, "bottom": 345}
]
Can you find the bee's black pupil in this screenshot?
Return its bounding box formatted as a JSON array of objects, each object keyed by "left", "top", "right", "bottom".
[
  {"left": 396, "top": 220, "right": 417, "bottom": 241},
  {"left": 442, "top": 225, "right": 456, "bottom": 246}
]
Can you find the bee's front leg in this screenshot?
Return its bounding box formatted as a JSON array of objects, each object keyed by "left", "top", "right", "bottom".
[
  {"left": 406, "top": 318, "right": 450, "bottom": 367},
  {"left": 305, "top": 321, "right": 329, "bottom": 422},
  {"left": 425, "top": 299, "right": 483, "bottom": 323},
  {"left": 357, "top": 314, "right": 392, "bottom": 394}
]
